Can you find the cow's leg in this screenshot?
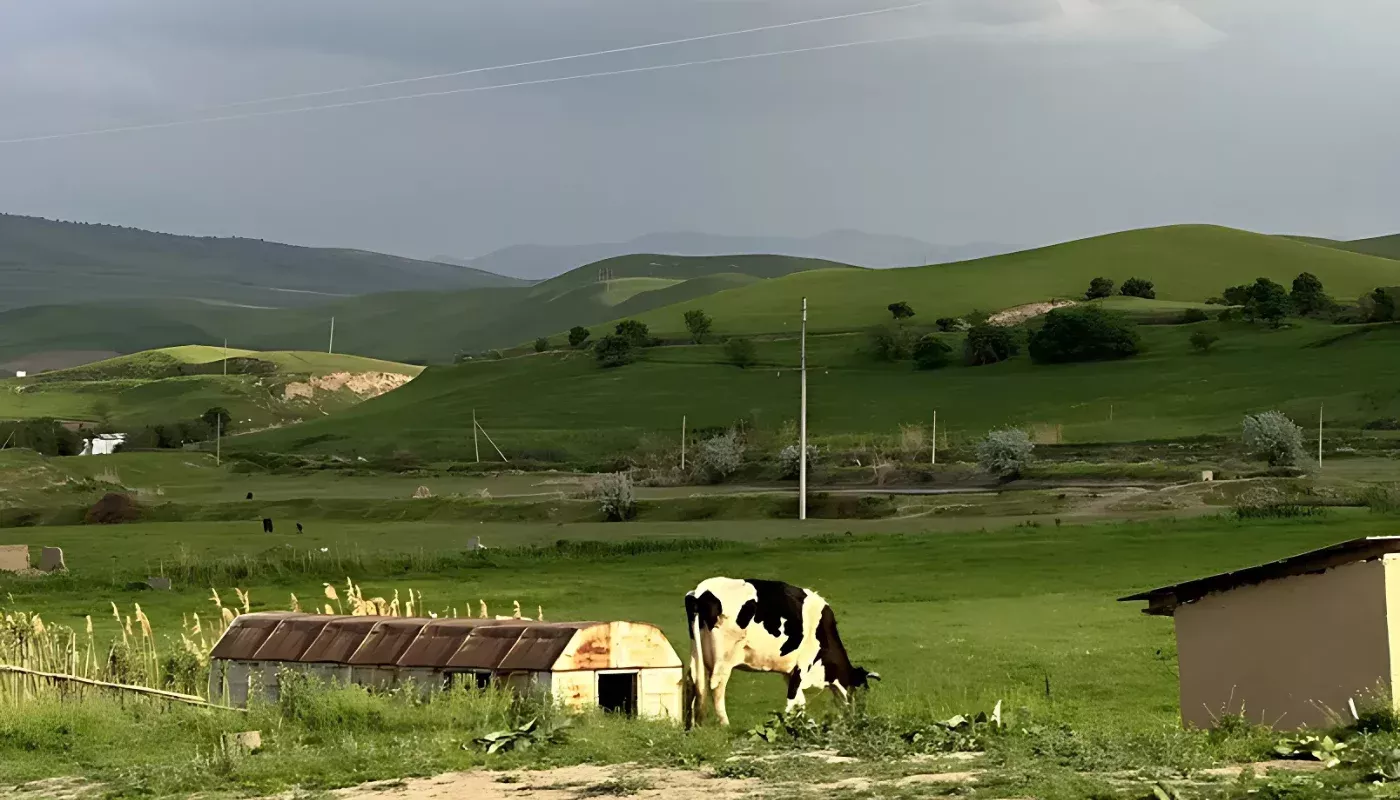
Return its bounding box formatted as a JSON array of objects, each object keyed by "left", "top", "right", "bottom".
[
  {"left": 784, "top": 668, "right": 806, "bottom": 715},
  {"left": 710, "top": 661, "right": 736, "bottom": 726}
]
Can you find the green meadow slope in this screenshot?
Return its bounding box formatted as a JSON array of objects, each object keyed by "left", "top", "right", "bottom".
[
  {"left": 0, "top": 347, "right": 422, "bottom": 428},
  {"left": 584, "top": 226, "right": 1400, "bottom": 340},
  {"left": 1299, "top": 233, "right": 1400, "bottom": 263},
  {"left": 237, "top": 317, "right": 1400, "bottom": 461}
]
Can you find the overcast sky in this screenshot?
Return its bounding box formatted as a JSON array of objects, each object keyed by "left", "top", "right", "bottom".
[{"left": 1, "top": 0, "right": 1396, "bottom": 259}]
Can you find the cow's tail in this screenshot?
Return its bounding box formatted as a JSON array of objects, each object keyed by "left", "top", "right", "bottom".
[{"left": 687, "top": 593, "right": 708, "bottom": 723}]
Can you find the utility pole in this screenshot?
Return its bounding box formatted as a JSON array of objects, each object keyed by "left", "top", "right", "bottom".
[
  {"left": 222, "top": 338, "right": 228, "bottom": 377},
  {"left": 799, "top": 297, "right": 808, "bottom": 522},
  {"left": 1319, "top": 402, "right": 1324, "bottom": 469},
  {"left": 681, "top": 415, "right": 687, "bottom": 471},
  {"left": 473, "top": 409, "right": 480, "bottom": 463},
  {"left": 328, "top": 317, "right": 335, "bottom": 355},
  {"left": 215, "top": 415, "right": 221, "bottom": 467},
  {"left": 931, "top": 410, "right": 937, "bottom": 466}
]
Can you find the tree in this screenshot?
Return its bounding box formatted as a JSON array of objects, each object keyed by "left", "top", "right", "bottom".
[
  {"left": 683, "top": 309, "right": 713, "bottom": 344},
  {"left": 887, "top": 301, "right": 915, "bottom": 320},
  {"left": 697, "top": 429, "right": 745, "bottom": 481},
  {"left": 614, "top": 319, "right": 651, "bottom": 346},
  {"left": 1242, "top": 411, "right": 1307, "bottom": 467},
  {"left": 964, "top": 324, "right": 1018, "bottom": 366},
  {"left": 1084, "top": 277, "right": 1115, "bottom": 300},
  {"left": 724, "top": 337, "right": 757, "bottom": 368},
  {"left": 1242, "top": 277, "right": 1291, "bottom": 327},
  {"left": 868, "top": 324, "right": 914, "bottom": 361},
  {"left": 533, "top": 337, "right": 549, "bottom": 353},
  {"left": 935, "top": 317, "right": 961, "bottom": 332},
  {"left": 1027, "top": 306, "right": 1141, "bottom": 364},
  {"left": 1180, "top": 308, "right": 1209, "bottom": 324},
  {"left": 1120, "top": 278, "right": 1156, "bottom": 299},
  {"left": 1368, "top": 287, "right": 1398, "bottom": 322},
  {"left": 593, "top": 334, "right": 634, "bottom": 368},
  {"left": 92, "top": 398, "right": 115, "bottom": 428},
  {"left": 200, "top": 407, "right": 232, "bottom": 433},
  {"left": 588, "top": 472, "right": 635, "bottom": 522},
  {"left": 1190, "top": 331, "right": 1219, "bottom": 353},
  {"left": 1290, "top": 272, "right": 1331, "bottom": 317},
  {"left": 976, "top": 428, "right": 1034, "bottom": 479},
  {"left": 568, "top": 326, "right": 591, "bottom": 348},
  {"left": 912, "top": 334, "right": 953, "bottom": 370},
  {"left": 1221, "top": 284, "right": 1252, "bottom": 306}
]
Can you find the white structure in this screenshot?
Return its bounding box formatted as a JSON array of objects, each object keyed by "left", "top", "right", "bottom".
[
  {"left": 13, "top": 371, "right": 26, "bottom": 378},
  {"left": 82, "top": 434, "right": 125, "bottom": 456}
]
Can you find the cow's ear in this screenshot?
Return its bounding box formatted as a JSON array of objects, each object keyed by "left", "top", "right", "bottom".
[{"left": 867, "top": 671, "right": 881, "bottom": 682}]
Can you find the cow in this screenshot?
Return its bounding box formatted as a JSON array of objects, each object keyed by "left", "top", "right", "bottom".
[
  {"left": 262, "top": 518, "right": 273, "bottom": 533},
  {"left": 296, "top": 522, "right": 304, "bottom": 534},
  {"left": 684, "top": 577, "right": 878, "bottom": 726},
  {"left": 246, "top": 492, "right": 254, "bottom": 500}
]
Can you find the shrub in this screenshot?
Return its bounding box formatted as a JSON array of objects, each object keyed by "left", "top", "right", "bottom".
[
  {"left": 1216, "top": 308, "right": 1236, "bottom": 322},
  {"left": 868, "top": 324, "right": 914, "bottom": 362},
  {"left": 724, "top": 337, "right": 757, "bottom": 368},
  {"left": 568, "top": 326, "right": 591, "bottom": 347},
  {"left": 887, "top": 301, "right": 915, "bottom": 320},
  {"left": 593, "top": 334, "right": 634, "bottom": 368},
  {"left": 964, "top": 324, "right": 1018, "bottom": 366},
  {"left": 1084, "top": 277, "right": 1115, "bottom": 299},
  {"left": 1180, "top": 308, "right": 1209, "bottom": 324},
  {"left": 85, "top": 492, "right": 141, "bottom": 525},
  {"left": 1291, "top": 272, "right": 1331, "bottom": 317},
  {"left": 683, "top": 309, "right": 713, "bottom": 344},
  {"left": 1222, "top": 284, "right": 1252, "bottom": 306},
  {"left": 1242, "top": 411, "right": 1307, "bottom": 467},
  {"left": 1028, "top": 306, "right": 1141, "bottom": 364},
  {"left": 0, "top": 419, "right": 83, "bottom": 456},
  {"left": 1120, "top": 277, "right": 1156, "bottom": 299},
  {"left": 1242, "top": 277, "right": 1291, "bottom": 327},
  {"left": 1189, "top": 331, "right": 1219, "bottom": 353},
  {"left": 912, "top": 334, "right": 953, "bottom": 370},
  {"left": 935, "top": 317, "right": 961, "bottom": 332},
  {"left": 614, "top": 319, "right": 651, "bottom": 346},
  {"left": 976, "top": 428, "right": 1034, "bottom": 479},
  {"left": 533, "top": 337, "right": 549, "bottom": 353},
  {"left": 588, "top": 472, "right": 636, "bottom": 521},
  {"left": 697, "top": 429, "right": 745, "bottom": 481},
  {"left": 777, "top": 443, "right": 819, "bottom": 479},
  {"left": 201, "top": 407, "right": 232, "bottom": 432},
  {"left": 1366, "top": 287, "right": 1398, "bottom": 322}
]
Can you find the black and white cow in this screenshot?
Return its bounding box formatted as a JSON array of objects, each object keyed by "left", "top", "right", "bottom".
[{"left": 684, "top": 577, "right": 878, "bottom": 726}]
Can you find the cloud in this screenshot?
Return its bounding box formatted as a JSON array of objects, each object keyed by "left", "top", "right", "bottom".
[{"left": 921, "top": 0, "right": 1225, "bottom": 50}]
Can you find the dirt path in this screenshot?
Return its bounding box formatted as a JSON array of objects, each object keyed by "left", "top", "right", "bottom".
[{"left": 325, "top": 765, "right": 758, "bottom": 800}]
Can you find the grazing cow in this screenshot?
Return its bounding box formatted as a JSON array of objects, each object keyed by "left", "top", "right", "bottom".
[
  {"left": 684, "top": 577, "right": 878, "bottom": 726},
  {"left": 296, "top": 522, "right": 303, "bottom": 534},
  {"left": 246, "top": 492, "right": 254, "bottom": 500},
  {"left": 262, "top": 518, "right": 273, "bottom": 533}
]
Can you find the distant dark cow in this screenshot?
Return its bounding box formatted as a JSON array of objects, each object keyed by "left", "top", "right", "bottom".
[
  {"left": 296, "top": 522, "right": 303, "bottom": 534},
  {"left": 685, "top": 577, "right": 878, "bottom": 726},
  {"left": 246, "top": 492, "right": 254, "bottom": 500},
  {"left": 262, "top": 518, "right": 273, "bottom": 533}
]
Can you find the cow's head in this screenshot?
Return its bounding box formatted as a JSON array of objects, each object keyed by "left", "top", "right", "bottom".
[{"left": 848, "top": 666, "right": 881, "bottom": 689}]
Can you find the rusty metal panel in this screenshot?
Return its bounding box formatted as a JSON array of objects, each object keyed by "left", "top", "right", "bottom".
[
  {"left": 499, "top": 625, "right": 582, "bottom": 671},
  {"left": 396, "top": 619, "right": 508, "bottom": 667},
  {"left": 298, "top": 617, "right": 380, "bottom": 663},
  {"left": 252, "top": 616, "right": 335, "bottom": 662},
  {"left": 446, "top": 624, "right": 526, "bottom": 670},
  {"left": 210, "top": 612, "right": 300, "bottom": 660},
  {"left": 348, "top": 618, "right": 430, "bottom": 665},
  {"left": 559, "top": 624, "right": 611, "bottom": 670}
]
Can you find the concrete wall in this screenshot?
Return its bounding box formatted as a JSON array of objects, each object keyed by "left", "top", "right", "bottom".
[{"left": 1175, "top": 558, "right": 1393, "bottom": 730}]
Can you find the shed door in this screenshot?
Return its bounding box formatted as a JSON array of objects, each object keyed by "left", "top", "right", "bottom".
[{"left": 598, "top": 671, "right": 638, "bottom": 716}]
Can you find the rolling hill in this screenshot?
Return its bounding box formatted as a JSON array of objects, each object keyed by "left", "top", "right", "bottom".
[
  {"left": 0, "top": 212, "right": 525, "bottom": 311},
  {"left": 1296, "top": 233, "right": 1400, "bottom": 263}
]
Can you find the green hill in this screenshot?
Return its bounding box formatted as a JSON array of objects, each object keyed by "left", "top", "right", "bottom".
[
  {"left": 236, "top": 316, "right": 1400, "bottom": 462},
  {"left": 1297, "top": 233, "right": 1400, "bottom": 263},
  {"left": 0, "top": 212, "right": 524, "bottom": 312},
  {"left": 583, "top": 226, "right": 1400, "bottom": 340},
  {"left": 0, "top": 346, "right": 422, "bottom": 429}
]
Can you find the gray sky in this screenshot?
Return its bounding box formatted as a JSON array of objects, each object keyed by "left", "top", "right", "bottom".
[{"left": 1, "top": 0, "right": 1396, "bottom": 259}]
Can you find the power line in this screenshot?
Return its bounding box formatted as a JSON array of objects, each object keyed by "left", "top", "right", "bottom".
[
  {"left": 198, "top": 1, "right": 933, "bottom": 111},
  {"left": 0, "top": 33, "right": 933, "bottom": 146}
]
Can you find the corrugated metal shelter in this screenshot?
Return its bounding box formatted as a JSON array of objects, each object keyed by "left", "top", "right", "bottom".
[
  {"left": 1122, "top": 536, "right": 1400, "bottom": 730},
  {"left": 208, "top": 613, "right": 683, "bottom": 719}
]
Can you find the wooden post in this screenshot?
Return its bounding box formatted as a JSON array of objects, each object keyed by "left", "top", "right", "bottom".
[
  {"left": 681, "top": 415, "right": 687, "bottom": 471},
  {"left": 215, "top": 416, "right": 221, "bottom": 467},
  {"left": 473, "top": 409, "right": 480, "bottom": 463},
  {"left": 328, "top": 317, "right": 335, "bottom": 355},
  {"left": 1319, "top": 402, "right": 1324, "bottom": 469},
  {"left": 931, "top": 410, "right": 937, "bottom": 466},
  {"left": 799, "top": 297, "right": 808, "bottom": 522}
]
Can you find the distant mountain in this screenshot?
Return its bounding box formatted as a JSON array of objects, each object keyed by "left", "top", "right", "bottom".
[
  {"left": 437, "top": 231, "right": 1018, "bottom": 280},
  {"left": 0, "top": 213, "right": 526, "bottom": 312}
]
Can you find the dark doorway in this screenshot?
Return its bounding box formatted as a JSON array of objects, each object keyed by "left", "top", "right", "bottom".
[
  {"left": 446, "top": 671, "right": 492, "bottom": 691},
  {"left": 598, "top": 672, "right": 638, "bottom": 716}
]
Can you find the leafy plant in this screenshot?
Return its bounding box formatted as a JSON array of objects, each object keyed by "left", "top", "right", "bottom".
[
  {"left": 1085, "top": 276, "right": 1115, "bottom": 300},
  {"left": 594, "top": 335, "right": 634, "bottom": 368},
  {"left": 724, "top": 337, "right": 757, "bottom": 368},
  {"left": 964, "top": 324, "right": 1018, "bottom": 366},
  {"left": 887, "top": 301, "right": 915, "bottom": 320},
  {"left": 778, "top": 443, "right": 819, "bottom": 479},
  {"left": 533, "top": 337, "right": 549, "bottom": 353},
  {"left": 977, "top": 428, "right": 1034, "bottom": 479},
  {"left": 868, "top": 324, "right": 915, "bottom": 361},
  {"left": 1242, "top": 410, "right": 1307, "bottom": 467},
  {"left": 1120, "top": 277, "right": 1156, "bottom": 299},
  {"left": 1366, "top": 748, "right": 1400, "bottom": 783},
  {"left": 697, "top": 429, "right": 745, "bottom": 480},
  {"left": 1180, "top": 308, "right": 1209, "bottom": 324},
  {"left": 472, "top": 717, "right": 572, "bottom": 754},
  {"left": 1291, "top": 272, "right": 1331, "bottom": 317},
  {"left": 1274, "top": 734, "right": 1348, "bottom": 768},
  {"left": 935, "top": 316, "right": 962, "bottom": 332},
  {"left": 912, "top": 334, "right": 953, "bottom": 370},
  {"left": 1028, "top": 305, "right": 1141, "bottom": 364},
  {"left": 614, "top": 319, "right": 651, "bottom": 347},
  {"left": 1189, "top": 331, "right": 1219, "bottom": 353},
  {"left": 588, "top": 472, "right": 636, "bottom": 521},
  {"left": 568, "top": 326, "right": 591, "bottom": 348}
]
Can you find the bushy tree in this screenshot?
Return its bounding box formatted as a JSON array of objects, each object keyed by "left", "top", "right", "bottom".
[
  {"left": 887, "top": 301, "right": 915, "bottom": 320},
  {"left": 200, "top": 407, "right": 232, "bottom": 432},
  {"left": 1084, "top": 277, "right": 1115, "bottom": 300},
  {"left": 1242, "top": 411, "right": 1307, "bottom": 467},
  {"left": 568, "top": 326, "right": 591, "bottom": 348},
  {"left": 589, "top": 472, "right": 636, "bottom": 521},
  {"left": 1367, "top": 287, "right": 1398, "bottom": 322},
  {"left": 683, "top": 309, "right": 713, "bottom": 344},
  {"left": 1028, "top": 306, "right": 1141, "bottom": 364},
  {"left": 1120, "top": 278, "right": 1156, "bottom": 299},
  {"left": 1221, "top": 284, "right": 1252, "bottom": 306},
  {"left": 724, "top": 337, "right": 757, "bottom": 368},
  {"left": 533, "top": 337, "right": 549, "bottom": 353},
  {"left": 1242, "top": 277, "right": 1291, "bottom": 327},
  {"left": 614, "top": 319, "right": 651, "bottom": 346},
  {"left": 964, "top": 324, "right": 1018, "bottom": 366},
  {"left": 976, "top": 428, "right": 1034, "bottom": 479},
  {"left": 1180, "top": 308, "right": 1209, "bottom": 324},
  {"left": 593, "top": 334, "right": 634, "bottom": 368},
  {"left": 697, "top": 429, "right": 745, "bottom": 481},
  {"left": 1290, "top": 272, "right": 1331, "bottom": 317},
  {"left": 912, "top": 334, "right": 953, "bottom": 370},
  {"left": 0, "top": 419, "right": 82, "bottom": 456},
  {"left": 1189, "top": 331, "right": 1219, "bottom": 353},
  {"left": 778, "top": 443, "right": 819, "bottom": 480},
  {"left": 868, "top": 324, "right": 914, "bottom": 361},
  {"left": 935, "top": 317, "right": 961, "bottom": 332}
]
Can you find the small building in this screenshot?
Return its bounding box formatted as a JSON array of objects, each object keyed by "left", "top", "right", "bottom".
[
  {"left": 1122, "top": 537, "right": 1400, "bottom": 730},
  {"left": 207, "top": 612, "right": 684, "bottom": 719},
  {"left": 81, "top": 434, "right": 125, "bottom": 456},
  {"left": 13, "top": 370, "right": 25, "bottom": 379}
]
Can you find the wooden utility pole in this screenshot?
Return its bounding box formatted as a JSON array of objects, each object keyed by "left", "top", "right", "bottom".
[
  {"left": 799, "top": 298, "right": 808, "bottom": 522},
  {"left": 215, "top": 415, "right": 221, "bottom": 466},
  {"left": 931, "top": 410, "right": 937, "bottom": 465},
  {"left": 328, "top": 317, "right": 335, "bottom": 355},
  {"left": 222, "top": 338, "right": 228, "bottom": 376},
  {"left": 681, "top": 415, "right": 687, "bottom": 471},
  {"left": 1319, "top": 403, "right": 1324, "bottom": 469},
  {"left": 473, "top": 409, "right": 480, "bottom": 463}
]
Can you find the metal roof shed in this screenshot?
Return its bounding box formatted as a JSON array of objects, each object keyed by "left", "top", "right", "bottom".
[
  {"left": 1121, "top": 536, "right": 1400, "bottom": 730},
  {"left": 209, "top": 613, "right": 684, "bottom": 720}
]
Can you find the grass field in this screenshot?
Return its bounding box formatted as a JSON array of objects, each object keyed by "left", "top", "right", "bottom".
[{"left": 236, "top": 317, "right": 1400, "bottom": 462}]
